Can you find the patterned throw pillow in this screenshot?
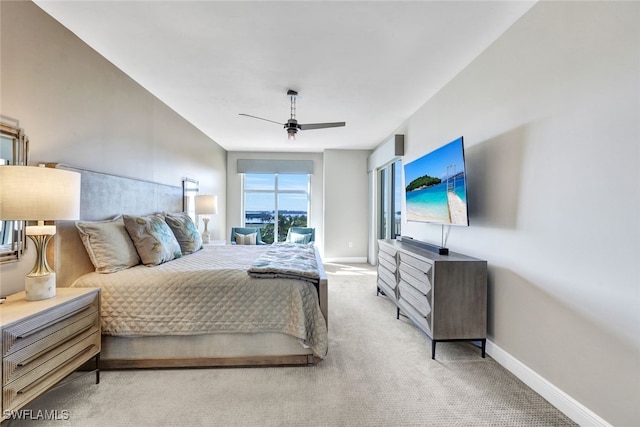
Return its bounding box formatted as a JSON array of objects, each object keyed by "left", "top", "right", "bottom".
[
  {"left": 235, "top": 232, "right": 257, "bottom": 245},
  {"left": 290, "top": 232, "right": 312, "bottom": 244},
  {"left": 76, "top": 215, "right": 141, "bottom": 273},
  {"left": 123, "top": 214, "right": 182, "bottom": 266},
  {"left": 164, "top": 212, "right": 202, "bottom": 255}
]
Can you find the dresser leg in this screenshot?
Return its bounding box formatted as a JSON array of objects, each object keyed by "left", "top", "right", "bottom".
[
  {"left": 432, "top": 340, "right": 436, "bottom": 359},
  {"left": 396, "top": 307, "right": 400, "bottom": 320},
  {"left": 481, "top": 339, "right": 486, "bottom": 358}
]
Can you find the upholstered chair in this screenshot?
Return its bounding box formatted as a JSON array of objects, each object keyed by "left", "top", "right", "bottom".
[
  {"left": 285, "top": 227, "right": 315, "bottom": 245},
  {"left": 230, "top": 227, "right": 267, "bottom": 245}
]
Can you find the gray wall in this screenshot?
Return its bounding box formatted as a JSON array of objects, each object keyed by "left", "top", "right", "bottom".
[
  {"left": 324, "top": 149, "right": 370, "bottom": 262},
  {"left": 376, "top": 2, "right": 638, "bottom": 425},
  {"left": 0, "top": 1, "right": 227, "bottom": 296}
]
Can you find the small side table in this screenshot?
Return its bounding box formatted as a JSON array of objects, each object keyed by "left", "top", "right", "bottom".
[{"left": 0, "top": 288, "right": 101, "bottom": 419}]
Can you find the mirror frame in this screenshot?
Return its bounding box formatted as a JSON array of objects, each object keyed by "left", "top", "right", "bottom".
[{"left": 0, "top": 118, "right": 30, "bottom": 263}]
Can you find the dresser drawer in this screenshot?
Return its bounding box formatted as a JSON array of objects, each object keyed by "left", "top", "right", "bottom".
[
  {"left": 398, "top": 251, "right": 433, "bottom": 276},
  {"left": 377, "top": 266, "right": 397, "bottom": 291},
  {"left": 377, "top": 250, "right": 396, "bottom": 272},
  {"left": 397, "top": 298, "right": 432, "bottom": 335},
  {"left": 398, "top": 281, "right": 431, "bottom": 317},
  {"left": 398, "top": 261, "right": 432, "bottom": 295}
]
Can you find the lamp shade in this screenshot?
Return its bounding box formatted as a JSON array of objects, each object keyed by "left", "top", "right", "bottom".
[
  {"left": 195, "top": 195, "right": 217, "bottom": 215},
  {"left": 0, "top": 166, "right": 81, "bottom": 221}
]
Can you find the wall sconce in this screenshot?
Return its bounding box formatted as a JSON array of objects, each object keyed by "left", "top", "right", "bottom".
[
  {"left": 194, "top": 195, "right": 217, "bottom": 244},
  {"left": 0, "top": 165, "right": 80, "bottom": 300}
]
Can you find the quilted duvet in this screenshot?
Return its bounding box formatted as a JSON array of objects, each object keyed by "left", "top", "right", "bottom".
[{"left": 71, "top": 245, "right": 328, "bottom": 358}]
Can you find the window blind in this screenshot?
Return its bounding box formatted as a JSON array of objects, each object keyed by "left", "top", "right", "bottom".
[{"left": 237, "top": 159, "right": 314, "bottom": 174}]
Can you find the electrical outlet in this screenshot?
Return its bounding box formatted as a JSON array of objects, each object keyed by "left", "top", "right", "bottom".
[{"left": 348, "top": 241, "right": 353, "bottom": 248}]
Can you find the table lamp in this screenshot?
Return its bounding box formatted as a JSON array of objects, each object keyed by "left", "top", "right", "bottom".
[
  {"left": 194, "top": 195, "right": 217, "bottom": 244},
  {"left": 0, "top": 165, "right": 81, "bottom": 300}
]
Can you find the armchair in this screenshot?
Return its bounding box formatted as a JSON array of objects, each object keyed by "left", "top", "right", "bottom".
[
  {"left": 285, "top": 227, "right": 315, "bottom": 245},
  {"left": 230, "top": 227, "right": 266, "bottom": 245}
]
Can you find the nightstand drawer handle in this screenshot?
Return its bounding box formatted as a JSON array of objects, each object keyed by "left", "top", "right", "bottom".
[{"left": 16, "top": 306, "right": 92, "bottom": 339}]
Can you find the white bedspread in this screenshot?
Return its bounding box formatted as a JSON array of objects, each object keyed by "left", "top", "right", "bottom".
[{"left": 71, "top": 245, "right": 328, "bottom": 358}]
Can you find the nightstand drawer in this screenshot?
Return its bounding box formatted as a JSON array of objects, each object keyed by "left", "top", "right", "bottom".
[
  {"left": 2, "top": 332, "right": 99, "bottom": 413},
  {"left": 3, "top": 292, "right": 99, "bottom": 358},
  {"left": 3, "top": 312, "right": 99, "bottom": 386}
]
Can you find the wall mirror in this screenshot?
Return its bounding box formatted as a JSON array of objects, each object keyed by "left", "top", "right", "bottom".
[
  {"left": 182, "top": 178, "right": 200, "bottom": 222},
  {"left": 0, "top": 117, "right": 30, "bottom": 263}
]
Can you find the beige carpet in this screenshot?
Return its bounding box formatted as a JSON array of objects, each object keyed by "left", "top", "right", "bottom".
[{"left": 6, "top": 263, "right": 576, "bottom": 426}]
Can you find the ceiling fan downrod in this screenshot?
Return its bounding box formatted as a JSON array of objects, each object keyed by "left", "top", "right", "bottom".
[{"left": 286, "top": 90, "right": 299, "bottom": 140}]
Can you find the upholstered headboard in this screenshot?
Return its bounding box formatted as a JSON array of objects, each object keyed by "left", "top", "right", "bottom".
[{"left": 48, "top": 164, "right": 183, "bottom": 287}]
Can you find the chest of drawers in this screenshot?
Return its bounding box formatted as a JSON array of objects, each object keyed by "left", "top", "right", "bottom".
[{"left": 377, "top": 239, "right": 487, "bottom": 359}]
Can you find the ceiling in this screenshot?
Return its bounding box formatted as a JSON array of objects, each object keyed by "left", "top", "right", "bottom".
[{"left": 33, "top": 1, "right": 535, "bottom": 153}]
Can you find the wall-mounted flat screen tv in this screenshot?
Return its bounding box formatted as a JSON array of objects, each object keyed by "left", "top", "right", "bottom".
[{"left": 403, "top": 136, "right": 469, "bottom": 226}]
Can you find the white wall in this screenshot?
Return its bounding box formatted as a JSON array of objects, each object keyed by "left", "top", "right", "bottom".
[
  {"left": 377, "top": 2, "right": 638, "bottom": 425},
  {"left": 324, "top": 149, "right": 370, "bottom": 262},
  {"left": 0, "top": 2, "right": 227, "bottom": 296},
  {"left": 226, "top": 151, "right": 324, "bottom": 251}
]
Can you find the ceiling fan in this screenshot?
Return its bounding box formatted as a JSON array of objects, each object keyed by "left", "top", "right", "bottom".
[{"left": 239, "top": 90, "right": 346, "bottom": 140}]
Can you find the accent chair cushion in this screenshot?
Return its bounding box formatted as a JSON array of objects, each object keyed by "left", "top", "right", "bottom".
[
  {"left": 75, "top": 215, "right": 141, "bottom": 273},
  {"left": 123, "top": 214, "right": 182, "bottom": 266},
  {"left": 164, "top": 212, "right": 202, "bottom": 255},
  {"left": 289, "top": 232, "right": 312, "bottom": 245},
  {"left": 235, "top": 232, "right": 257, "bottom": 245}
]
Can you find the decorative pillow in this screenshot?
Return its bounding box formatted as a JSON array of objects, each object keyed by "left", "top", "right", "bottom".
[
  {"left": 235, "top": 232, "right": 257, "bottom": 245},
  {"left": 75, "top": 215, "right": 141, "bottom": 273},
  {"left": 123, "top": 214, "right": 182, "bottom": 266},
  {"left": 290, "top": 232, "right": 312, "bottom": 245},
  {"left": 164, "top": 212, "right": 202, "bottom": 255}
]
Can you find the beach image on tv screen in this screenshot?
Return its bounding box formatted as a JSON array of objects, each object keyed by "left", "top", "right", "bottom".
[{"left": 404, "top": 137, "right": 468, "bottom": 225}]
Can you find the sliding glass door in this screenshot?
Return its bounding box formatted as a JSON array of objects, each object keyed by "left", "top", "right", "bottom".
[{"left": 378, "top": 160, "right": 402, "bottom": 240}]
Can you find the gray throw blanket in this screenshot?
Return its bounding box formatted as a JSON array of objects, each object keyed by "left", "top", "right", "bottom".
[{"left": 247, "top": 242, "right": 320, "bottom": 285}]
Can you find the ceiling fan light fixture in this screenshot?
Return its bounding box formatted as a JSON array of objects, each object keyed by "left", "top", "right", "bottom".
[{"left": 287, "top": 127, "right": 297, "bottom": 140}]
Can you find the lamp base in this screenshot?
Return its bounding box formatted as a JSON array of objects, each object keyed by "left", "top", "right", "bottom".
[
  {"left": 201, "top": 231, "right": 210, "bottom": 244},
  {"left": 25, "top": 273, "right": 56, "bottom": 301}
]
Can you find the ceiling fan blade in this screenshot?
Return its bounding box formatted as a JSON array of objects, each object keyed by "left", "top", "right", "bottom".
[
  {"left": 239, "top": 113, "right": 284, "bottom": 126},
  {"left": 299, "top": 122, "right": 346, "bottom": 130}
]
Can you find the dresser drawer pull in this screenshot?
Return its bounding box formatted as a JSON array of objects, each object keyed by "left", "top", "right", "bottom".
[
  {"left": 16, "top": 344, "right": 96, "bottom": 395},
  {"left": 16, "top": 306, "right": 93, "bottom": 339},
  {"left": 16, "top": 323, "right": 96, "bottom": 367}
]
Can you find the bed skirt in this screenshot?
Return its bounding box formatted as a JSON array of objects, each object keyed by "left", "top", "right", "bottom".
[{"left": 98, "top": 332, "right": 319, "bottom": 369}]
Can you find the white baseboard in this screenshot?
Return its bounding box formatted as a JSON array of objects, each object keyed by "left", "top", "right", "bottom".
[
  {"left": 486, "top": 340, "right": 611, "bottom": 427},
  {"left": 323, "top": 257, "right": 368, "bottom": 263}
]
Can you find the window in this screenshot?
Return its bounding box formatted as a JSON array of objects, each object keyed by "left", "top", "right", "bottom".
[
  {"left": 378, "top": 159, "right": 402, "bottom": 239},
  {"left": 243, "top": 173, "right": 310, "bottom": 243}
]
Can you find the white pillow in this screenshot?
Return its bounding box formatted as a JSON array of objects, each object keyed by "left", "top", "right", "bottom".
[
  {"left": 290, "top": 232, "right": 311, "bottom": 244},
  {"left": 76, "top": 215, "right": 141, "bottom": 273},
  {"left": 235, "top": 232, "right": 257, "bottom": 245}
]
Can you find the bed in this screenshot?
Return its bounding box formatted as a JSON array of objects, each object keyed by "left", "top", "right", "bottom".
[{"left": 48, "top": 164, "right": 328, "bottom": 369}]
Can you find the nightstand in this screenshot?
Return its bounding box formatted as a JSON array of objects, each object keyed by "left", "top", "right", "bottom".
[{"left": 1, "top": 288, "right": 101, "bottom": 420}]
